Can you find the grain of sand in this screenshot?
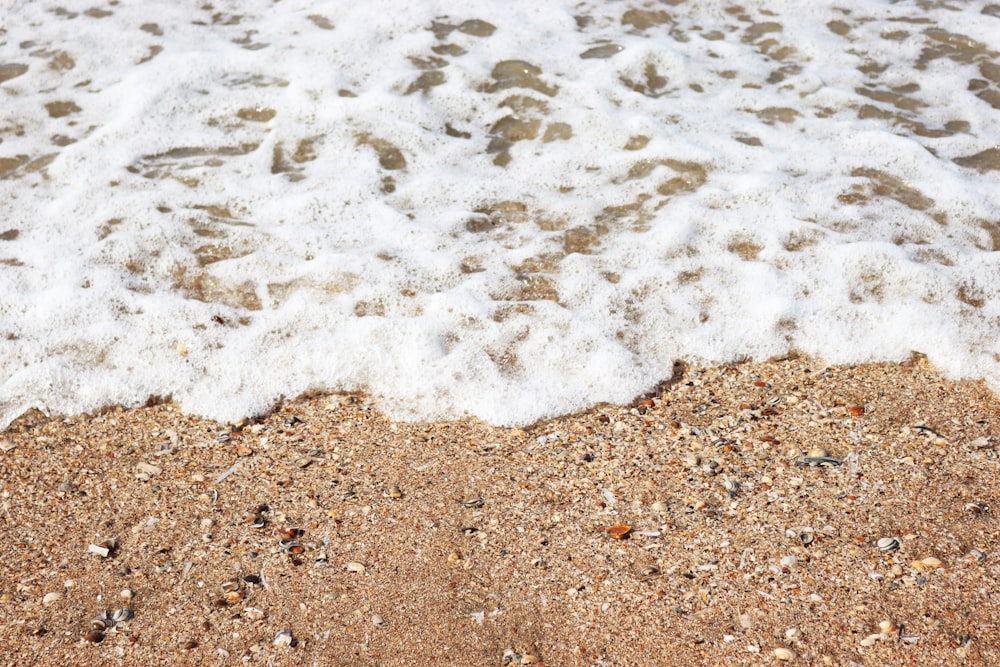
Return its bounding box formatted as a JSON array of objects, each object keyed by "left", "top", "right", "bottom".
[{"left": 2, "top": 356, "right": 1000, "bottom": 666}]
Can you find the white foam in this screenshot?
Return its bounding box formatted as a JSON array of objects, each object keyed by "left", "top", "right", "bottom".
[{"left": 2, "top": 0, "right": 999, "bottom": 428}]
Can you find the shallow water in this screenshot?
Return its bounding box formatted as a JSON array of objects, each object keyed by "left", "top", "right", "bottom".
[{"left": 1, "top": 0, "right": 999, "bottom": 427}]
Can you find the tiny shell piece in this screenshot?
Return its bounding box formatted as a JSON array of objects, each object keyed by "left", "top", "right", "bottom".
[
  {"left": 87, "top": 543, "right": 111, "bottom": 558},
  {"left": 136, "top": 462, "right": 162, "bottom": 476},
  {"left": 42, "top": 592, "right": 62, "bottom": 605},
  {"left": 968, "top": 549, "right": 986, "bottom": 562},
  {"left": 639, "top": 565, "right": 660, "bottom": 578},
  {"left": 84, "top": 630, "right": 105, "bottom": 644},
  {"left": 606, "top": 525, "right": 632, "bottom": 540},
  {"left": 273, "top": 629, "right": 295, "bottom": 646},
  {"left": 921, "top": 557, "right": 943, "bottom": 568},
  {"left": 243, "top": 607, "right": 266, "bottom": 621},
  {"left": 772, "top": 647, "right": 796, "bottom": 660},
  {"left": 346, "top": 561, "right": 366, "bottom": 573}
]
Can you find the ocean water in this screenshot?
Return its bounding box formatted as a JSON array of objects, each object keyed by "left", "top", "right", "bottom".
[{"left": 1, "top": 0, "right": 999, "bottom": 428}]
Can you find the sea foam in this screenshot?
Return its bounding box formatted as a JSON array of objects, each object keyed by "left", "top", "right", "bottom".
[{"left": 1, "top": 0, "right": 998, "bottom": 427}]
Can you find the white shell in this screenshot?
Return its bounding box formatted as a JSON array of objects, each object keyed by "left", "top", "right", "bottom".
[
  {"left": 876, "top": 537, "right": 900, "bottom": 552},
  {"left": 87, "top": 543, "right": 111, "bottom": 558},
  {"left": 112, "top": 607, "right": 134, "bottom": 624},
  {"left": 772, "top": 647, "right": 797, "bottom": 660}
]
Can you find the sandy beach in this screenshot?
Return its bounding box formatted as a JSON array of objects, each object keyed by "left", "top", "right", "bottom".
[{"left": 2, "top": 355, "right": 999, "bottom": 666}]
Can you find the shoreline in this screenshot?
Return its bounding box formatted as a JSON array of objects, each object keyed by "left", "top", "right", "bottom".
[{"left": 2, "top": 356, "right": 999, "bottom": 666}]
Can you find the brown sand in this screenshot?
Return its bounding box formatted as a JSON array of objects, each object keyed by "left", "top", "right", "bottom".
[{"left": 2, "top": 356, "right": 1000, "bottom": 666}]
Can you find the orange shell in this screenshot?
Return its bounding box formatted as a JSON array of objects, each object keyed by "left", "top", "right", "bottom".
[{"left": 606, "top": 525, "right": 632, "bottom": 540}]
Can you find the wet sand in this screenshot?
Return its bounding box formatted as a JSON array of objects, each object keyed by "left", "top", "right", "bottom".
[{"left": 2, "top": 356, "right": 999, "bottom": 666}]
